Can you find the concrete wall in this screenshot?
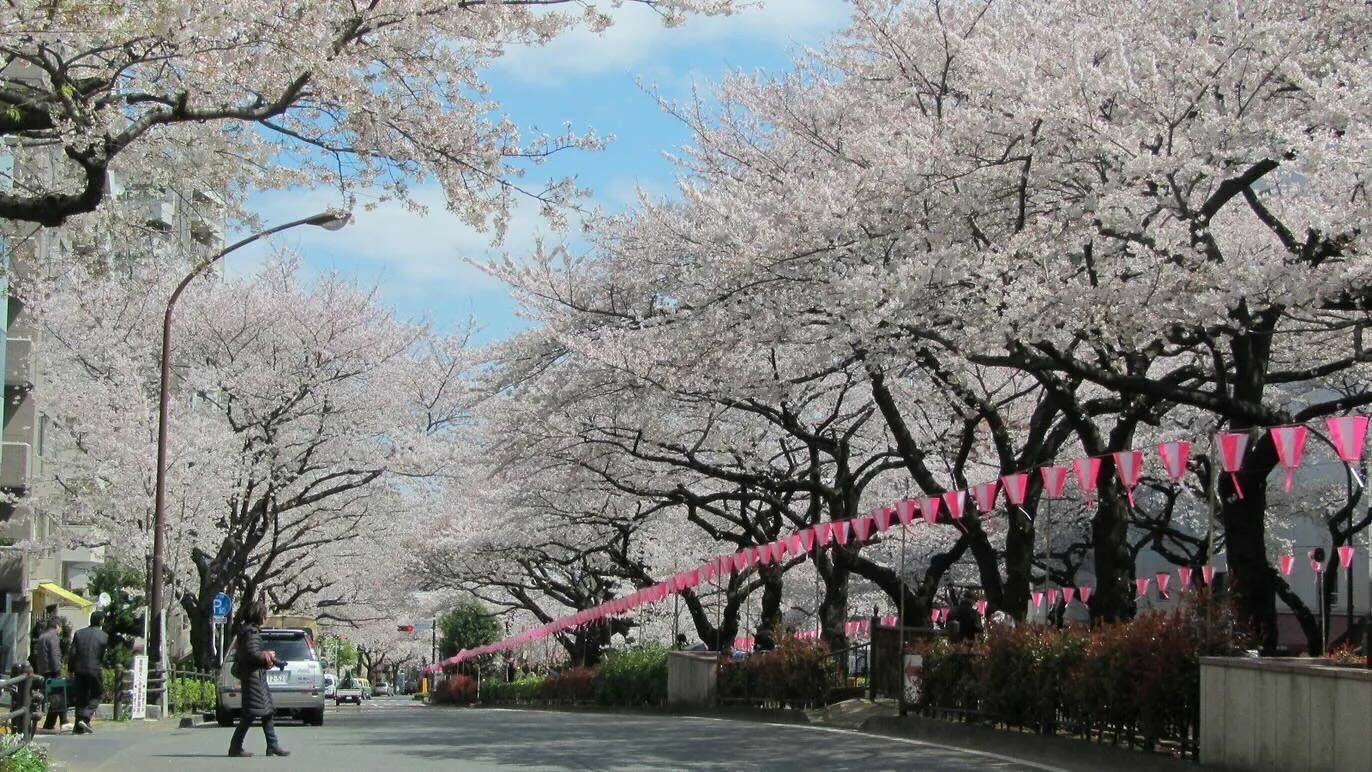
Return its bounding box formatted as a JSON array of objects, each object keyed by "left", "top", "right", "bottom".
[
  {"left": 667, "top": 651, "right": 716, "bottom": 706},
  {"left": 1200, "top": 657, "right": 1372, "bottom": 771}
]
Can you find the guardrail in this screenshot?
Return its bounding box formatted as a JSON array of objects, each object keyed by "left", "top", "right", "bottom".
[{"left": 1, "top": 666, "right": 44, "bottom": 757}]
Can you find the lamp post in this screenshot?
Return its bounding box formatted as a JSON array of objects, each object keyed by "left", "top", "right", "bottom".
[{"left": 146, "top": 210, "right": 350, "bottom": 700}]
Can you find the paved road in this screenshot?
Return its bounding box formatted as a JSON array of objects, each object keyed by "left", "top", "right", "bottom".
[{"left": 43, "top": 697, "right": 1061, "bottom": 771}]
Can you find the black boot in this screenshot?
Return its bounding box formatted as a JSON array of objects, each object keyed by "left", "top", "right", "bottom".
[
  {"left": 266, "top": 746, "right": 291, "bottom": 757},
  {"left": 228, "top": 748, "right": 254, "bottom": 757}
]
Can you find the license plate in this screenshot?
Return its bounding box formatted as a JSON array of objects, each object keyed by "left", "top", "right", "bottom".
[{"left": 266, "top": 672, "right": 288, "bottom": 686}]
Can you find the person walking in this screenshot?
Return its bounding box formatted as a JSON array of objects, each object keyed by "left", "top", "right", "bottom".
[
  {"left": 228, "top": 601, "right": 289, "bottom": 758},
  {"left": 31, "top": 618, "right": 67, "bottom": 732},
  {"left": 68, "top": 612, "right": 110, "bottom": 735}
]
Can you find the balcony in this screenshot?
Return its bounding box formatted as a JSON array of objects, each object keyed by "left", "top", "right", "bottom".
[
  {"left": 0, "top": 442, "right": 29, "bottom": 489},
  {"left": 4, "top": 336, "right": 31, "bottom": 386}
]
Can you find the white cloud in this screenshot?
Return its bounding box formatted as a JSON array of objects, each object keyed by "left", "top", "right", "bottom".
[
  {"left": 231, "top": 184, "right": 571, "bottom": 337},
  {"left": 494, "top": 0, "right": 850, "bottom": 85}
]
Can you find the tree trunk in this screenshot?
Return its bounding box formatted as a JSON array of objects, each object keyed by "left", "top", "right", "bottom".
[{"left": 1091, "top": 475, "right": 1135, "bottom": 622}]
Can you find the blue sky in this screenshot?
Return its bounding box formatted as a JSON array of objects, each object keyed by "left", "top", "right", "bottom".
[{"left": 235, "top": 1, "right": 850, "bottom": 344}]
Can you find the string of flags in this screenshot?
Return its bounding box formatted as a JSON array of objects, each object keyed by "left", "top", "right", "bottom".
[{"left": 436, "top": 415, "right": 1369, "bottom": 670}]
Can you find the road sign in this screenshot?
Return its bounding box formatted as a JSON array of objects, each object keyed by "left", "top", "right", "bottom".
[{"left": 212, "top": 593, "right": 232, "bottom": 621}]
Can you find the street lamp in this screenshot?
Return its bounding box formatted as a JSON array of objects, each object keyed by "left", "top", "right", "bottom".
[{"left": 146, "top": 210, "right": 350, "bottom": 696}]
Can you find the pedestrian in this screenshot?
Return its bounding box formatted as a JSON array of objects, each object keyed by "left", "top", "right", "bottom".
[
  {"left": 31, "top": 618, "right": 67, "bottom": 732},
  {"left": 68, "top": 611, "right": 110, "bottom": 735},
  {"left": 949, "top": 598, "right": 982, "bottom": 643},
  {"left": 228, "top": 601, "right": 289, "bottom": 758}
]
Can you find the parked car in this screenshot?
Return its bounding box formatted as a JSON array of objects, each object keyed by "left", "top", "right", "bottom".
[
  {"left": 357, "top": 677, "right": 373, "bottom": 700},
  {"left": 374, "top": 682, "right": 392, "bottom": 696},
  {"left": 323, "top": 673, "right": 337, "bottom": 699},
  {"left": 217, "top": 627, "right": 326, "bottom": 727}
]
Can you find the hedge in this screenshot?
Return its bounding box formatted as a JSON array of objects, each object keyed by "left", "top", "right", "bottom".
[
  {"left": 914, "top": 602, "right": 1251, "bottom": 752},
  {"left": 718, "top": 637, "right": 836, "bottom": 707}
]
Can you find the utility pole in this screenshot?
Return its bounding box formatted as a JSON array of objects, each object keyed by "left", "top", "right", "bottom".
[{"left": 431, "top": 617, "right": 437, "bottom": 666}]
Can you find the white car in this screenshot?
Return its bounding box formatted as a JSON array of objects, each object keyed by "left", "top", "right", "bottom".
[
  {"left": 217, "top": 628, "right": 326, "bottom": 726},
  {"left": 374, "top": 682, "right": 392, "bottom": 696},
  {"left": 323, "top": 673, "right": 338, "bottom": 699}
]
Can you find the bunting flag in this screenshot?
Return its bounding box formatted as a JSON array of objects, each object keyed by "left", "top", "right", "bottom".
[
  {"left": 1339, "top": 545, "right": 1355, "bottom": 568},
  {"left": 1135, "top": 577, "right": 1150, "bottom": 598},
  {"left": 789, "top": 533, "right": 804, "bottom": 554},
  {"left": 800, "top": 527, "right": 817, "bottom": 551},
  {"left": 755, "top": 545, "right": 771, "bottom": 566},
  {"left": 1309, "top": 550, "right": 1323, "bottom": 573},
  {"left": 1046, "top": 588, "right": 1059, "bottom": 606},
  {"left": 938, "top": 608, "right": 950, "bottom": 622},
  {"left": 1074, "top": 457, "right": 1102, "bottom": 504},
  {"left": 1077, "top": 586, "right": 1092, "bottom": 604},
  {"left": 1217, "top": 432, "right": 1249, "bottom": 499},
  {"left": 1062, "top": 587, "right": 1076, "bottom": 604},
  {"left": 834, "top": 519, "right": 851, "bottom": 545},
  {"left": 1202, "top": 565, "right": 1215, "bottom": 585},
  {"left": 975, "top": 600, "right": 987, "bottom": 616},
  {"left": 771, "top": 540, "right": 787, "bottom": 562},
  {"left": 897, "top": 499, "right": 917, "bottom": 526},
  {"left": 731, "top": 552, "right": 748, "bottom": 572},
  {"left": 1279, "top": 554, "right": 1294, "bottom": 575},
  {"left": 942, "top": 490, "right": 966, "bottom": 521},
  {"left": 1178, "top": 567, "right": 1192, "bottom": 588},
  {"left": 929, "top": 608, "right": 940, "bottom": 623},
  {"left": 852, "top": 516, "right": 874, "bottom": 542},
  {"left": 1327, "top": 415, "right": 1370, "bottom": 487},
  {"left": 921, "top": 496, "right": 942, "bottom": 525},
  {"left": 1032, "top": 591, "right": 1043, "bottom": 608},
  {"left": 1113, "top": 450, "right": 1145, "bottom": 506},
  {"left": 876, "top": 507, "right": 894, "bottom": 532},
  {"left": 816, "top": 522, "right": 834, "bottom": 547},
  {"left": 1157, "top": 440, "right": 1191, "bottom": 481},
  {"left": 1269, "top": 425, "right": 1308, "bottom": 493},
  {"left": 1155, "top": 572, "right": 1170, "bottom": 595},
  {"left": 1001, "top": 473, "right": 1030, "bottom": 507},
  {"left": 701, "top": 563, "right": 716, "bottom": 582},
  {"left": 973, "top": 481, "right": 1000, "bottom": 513},
  {"left": 1040, "top": 466, "right": 1069, "bottom": 499}
]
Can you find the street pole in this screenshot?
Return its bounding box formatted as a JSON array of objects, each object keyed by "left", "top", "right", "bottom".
[{"left": 146, "top": 210, "right": 348, "bottom": 696}]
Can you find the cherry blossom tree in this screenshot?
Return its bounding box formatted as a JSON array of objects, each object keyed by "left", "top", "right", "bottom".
[
  {"left": 0, "top": 0, "right": 735, "bottom": 232},
  {"left": 35, "top": 255, "right": 473, "bottom": 667}
]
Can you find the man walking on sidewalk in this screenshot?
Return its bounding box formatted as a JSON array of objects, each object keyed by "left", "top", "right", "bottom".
[
  {"left": 32, "top": 618, "right": 67, "bottom": 731},
  {"left": 69, "top": 612, "right": 110, "bottom": 735}
]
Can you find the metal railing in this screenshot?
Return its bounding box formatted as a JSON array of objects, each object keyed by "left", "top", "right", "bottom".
[{"left": 1, "top": 666, "right": 44, "bottom": 758}]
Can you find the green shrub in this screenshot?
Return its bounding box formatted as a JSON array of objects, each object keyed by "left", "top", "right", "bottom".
[
  {"left": 719, "top": 637, "right": 835, "bottom": 707},
  {"left": 167, "top": 677, "right": 217, "bottom": 714},
  {"left": 0, "top": 736, "right": 48, "bottom": 772},
  {"left": 482, "top": 673, "right": 545, "bottom": 703},
  {"left": 595, "top": 645, "right": 669, "bottom": 706},
  {"left": 916, "top": 599, "right": 1250, "bottom": 748}
]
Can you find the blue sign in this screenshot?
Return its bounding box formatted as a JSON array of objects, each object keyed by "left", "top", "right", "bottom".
[{"left": 212, "top": 593, "right": 232, "bottom": 620}]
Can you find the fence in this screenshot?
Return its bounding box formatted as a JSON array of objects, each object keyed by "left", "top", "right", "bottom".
[
  {"left": 912, "top": 649, "right": 1201, "bottom": 759},
  {"left": 0, "top": 666, "right": 45, "bottom": 758}
]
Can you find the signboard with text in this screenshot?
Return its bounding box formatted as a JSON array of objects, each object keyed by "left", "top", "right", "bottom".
[
  {"left": 902, "top": 653, "right": 923, "bottom": 705},
  {"left": 130, "top": 655, "right": 148, "bottom": 720}
]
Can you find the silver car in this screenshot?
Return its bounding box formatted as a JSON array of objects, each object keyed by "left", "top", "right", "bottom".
[{"left": 217, "top": 628, "right": 326, "bottom": 726}]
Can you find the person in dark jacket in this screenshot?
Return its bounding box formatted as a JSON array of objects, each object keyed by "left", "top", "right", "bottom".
[
  {"left": 31, "top": 618, "right": 67, "bottom": 731},
  {"left": 228, "top": 602, "right": 289, "bottom": 758},
  {"left": 949, "top": 597, "right": 982, "bottom": 643},
  {"left": 68, "top": 611, "right": 110, "bottom": 735}
]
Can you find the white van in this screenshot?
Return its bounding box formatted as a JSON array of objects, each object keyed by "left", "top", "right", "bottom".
[{"left": 216, "top": 627, "right": 326, "bottom": 726}]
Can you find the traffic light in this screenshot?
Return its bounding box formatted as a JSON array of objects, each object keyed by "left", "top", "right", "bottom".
[{"left": 397, "top": 624, "right": 415, "bottom": 632}]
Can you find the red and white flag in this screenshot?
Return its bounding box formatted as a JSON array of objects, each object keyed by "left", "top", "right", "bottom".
[
  {"left": 1269, "top": 425, "right": 1308, "bottom": 493},
  {"left": 1157, "top": 440, "right": 1191, "bottom": 481},
  {"left": 1113, "top": 450, "right": 1145, "bottom": 506},
  {"left": 1040, "top": 465, "right": 1069, "bottom": 499},
  {"left": 1074, "top": 457, "right": 1102, "bottom": 504}
]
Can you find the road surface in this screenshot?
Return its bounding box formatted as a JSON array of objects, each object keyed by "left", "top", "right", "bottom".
[{"left": 43, "top": 696, "right": 1061, "bottom": 771}]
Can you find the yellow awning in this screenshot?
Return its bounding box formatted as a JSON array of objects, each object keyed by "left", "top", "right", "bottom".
[{"left": 35, "top": 582, "right": 93, "bottom": 610}]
